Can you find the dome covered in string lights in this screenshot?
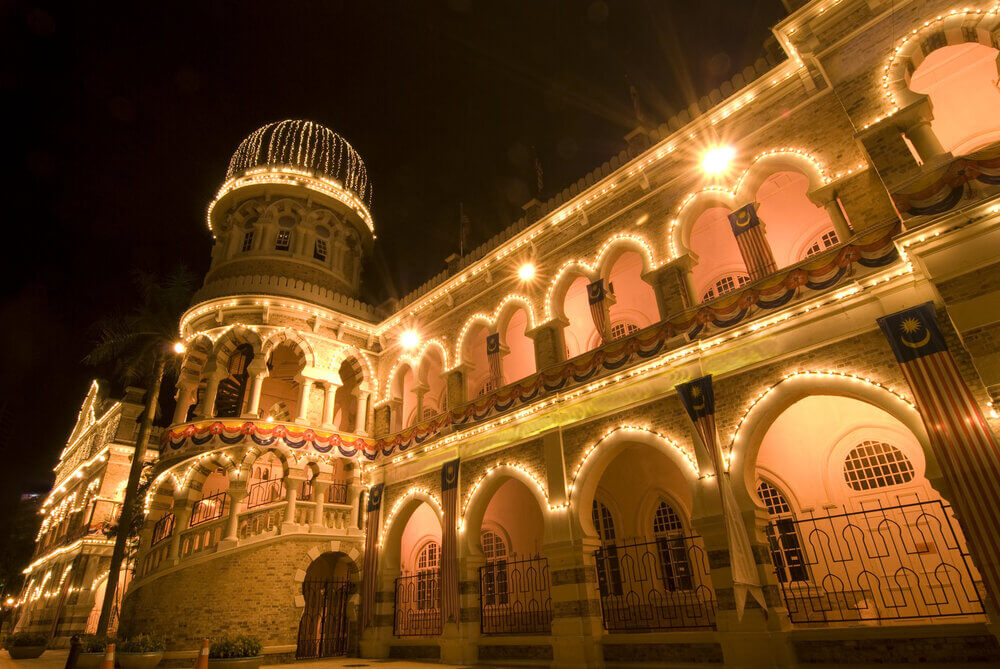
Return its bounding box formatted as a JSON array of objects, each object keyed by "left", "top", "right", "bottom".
[{"left": 226, "top": 120, "right": 371, "bottom": 208}]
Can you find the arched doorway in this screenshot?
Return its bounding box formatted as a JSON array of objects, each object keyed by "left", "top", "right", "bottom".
[{"left": 296, "top": 552, "right": 354, "bottom": 659}]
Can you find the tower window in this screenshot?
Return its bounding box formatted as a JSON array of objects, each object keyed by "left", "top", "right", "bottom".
[
  {"left": 275, "top": 230, "right": 291, "bottom": 251},
  {"left": 241, "top": 231, "right": 255, "bottom": 252},
  {"left": 314, "top": 239, "right": 328, "bottom": 261},
  {"left": 843, "top": 441, "right": 915, "bottom": 491}
]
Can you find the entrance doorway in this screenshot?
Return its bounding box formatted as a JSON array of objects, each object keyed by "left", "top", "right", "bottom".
[{"left": 297, "top": 578, "right": 351, "bottom": 658}]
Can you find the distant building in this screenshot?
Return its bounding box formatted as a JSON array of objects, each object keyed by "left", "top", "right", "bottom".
[{"left": 17, "top": 0, "right": 1000, "bottom": 665}]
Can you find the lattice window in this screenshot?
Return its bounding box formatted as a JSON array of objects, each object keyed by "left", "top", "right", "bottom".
[
  {"left": 592, "top": 500, "right": 622, "bottom": 596},
  {"left": 652, "top": 502, "right": 692, "bottom": 591},
  {"left": 241, "top": 231, "right": 254, "bottom": 252},
  {"left": 652, "top": 501, "right": 684, "bottom": 535},
  {"left": 610, "top": 321, "right": 639, "bottom": 340},
  {"left": 757, "top": 480, "right": 792, "bottom": 516},
  {"left": 843, "top": 441, "right": 915, "bottom": 491},
  {"left": 592, "top": 500, "right": 616, "bottom": 542},
  {"left": 481, "top": 530, "right": 509, "bottom": 606},
  {"left": 702, "top": 274, "right": 750, "bottom": 301},
  {"left": 275, "top": 229, "right": 291, "bottom": 251},
  {"left": 314, "top": 239, "right": 328, "bottom": 261},
  {"left": 416, "top": 541, "right": 440, "bottom": 611},
  {"left": 805, "top": 229, "right": 840, "bottom": 256}
]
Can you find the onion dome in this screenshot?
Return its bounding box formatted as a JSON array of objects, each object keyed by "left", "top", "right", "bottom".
[{"left": 227, "top": 120, "right": 371, "bottom": 208}]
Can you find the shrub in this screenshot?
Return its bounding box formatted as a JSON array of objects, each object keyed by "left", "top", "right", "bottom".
[
  {"left": 118, "top": 635, "right": 165, "bottom": 653},
  {"left": 79, "top": 635, "right": 115, "bottom": 653},
  {"left": 7, "top": 632, "right": 48, "bottom": 647},
  {"left": 209, "top": 635, "right": 262, "bottom": 659}
]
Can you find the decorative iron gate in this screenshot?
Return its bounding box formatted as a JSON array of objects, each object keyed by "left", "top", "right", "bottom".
[
  {"left": 594, "top": 534, "right": 716, "bottom": 631},
  {"left": 770, "top": 500, "right": 985, "bottom": 624},
  {"left": 297, "top": 578, "right": 351, "bottom": 658},
  {"left": 479, "top": 555, "right": 553, "bottom": 635},
  {"left": 394, "top": 571, "right": 442, "bottom": 636}
]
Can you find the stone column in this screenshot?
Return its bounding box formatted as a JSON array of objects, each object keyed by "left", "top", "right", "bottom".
[
  {"left": 322, "top": 383, "right": 338, "bottom": 427},
  {"left": 355, "top": 391, "right": 370, "bottom": 435},
  {"left": 295, "top": 377, "right": 314, "bottom": 424},
  {"left": 196, "top": 367, "right": 226, "bottom": 418},
  {"left": 896, "top": 97, "right": 947, "bottom": 164},
  {"left": 311, "top": 482, "right": 329, "bottom": 531},
  {"left": 808, "top": 183, "right": 853, "bottom": 243},
  {"left": 281, "top": 478, "right": 302, "bottom": 533},
  {"left": 171, "top": 383, "right": 198, "bottom": 425},
  {"left": 373, "top": 403, "right": 391, "bottom": 437},
  {"left": 166, "top": 501, "right": 191, "bottom": 565},
  {"left": 445, "top": 367, "right": 467, "bottom": 409},
  {"left": 412, "top": 385, "right": 429, "bottom": 423},
  {"left": 526, "top": 319, "right": 567, "bottom": 369},
  {"left": 243, "top": 362, "right": 268, "bottom": 418},
  {"left": 541, "top": 536, "right": 604, "bottom": 668},
  {"left": 642, "top": 253, "right": 697, "bottom": 315},
  {"left": 221, "top": 487, "right": 247, "bottom": 547}
]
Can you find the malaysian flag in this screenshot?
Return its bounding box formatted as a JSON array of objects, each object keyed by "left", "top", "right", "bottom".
[
  {"left": 676, "top": 375, "right": 766, "bottom": 620},
  {"left": 877, "top": 303, "right": 1000, "bottom": 606},
  {"left": 728, "top": 203, "right": 777, "bottom": 280},
  {"left": 361, "top": 483, "right": 384, "bottom": 630},
  {"left": 440, "top": 458, "right": 461, "bottom": 625},
  {"left": 588, "top": 279, "right": 610, "bottom": 343},
  {"left": 486, "top": 333, "right": 503, "bottom": 388}
]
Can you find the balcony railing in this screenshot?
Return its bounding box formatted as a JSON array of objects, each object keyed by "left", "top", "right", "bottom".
[
  {"left": 395, "top": 571, "right": 442, "bottom": 636},
  {"left": 151, "top": 513, "right": 175, "bottom": 546},
  {"left": 246, "top": 479, "right": 285, "bottom": 509},
  {"left": 479, "top": 555, "right": 552, "bottom": 635},
  {"left": 189, "top": 492, "right": 228, "bottom": 527}
]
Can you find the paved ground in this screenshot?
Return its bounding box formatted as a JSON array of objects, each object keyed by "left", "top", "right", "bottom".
[{"left": 0, "top": 652, "right": 473, "bottom": 669}]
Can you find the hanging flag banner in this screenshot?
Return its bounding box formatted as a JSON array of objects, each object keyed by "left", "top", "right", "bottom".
[
  {"left": 440, "top": 458, "right": 461, "bottom": 624},
  {"left": 728, "top": 203, "right": 777, "bottom": 280},
  {"left": 486, "top": 333, "right": 504, "bottom": 388},
  {"left": 676, "top": 375, "right": 766, "bottom": 620},
  {"left": 877, "top": 302, "right": 1000, "bottom": 607},
  {"left": 361, "top": 483, "right": 384, "bottom": 629},
  {"left": 588, "top": 279, "right": 610, "bottom": 343}
]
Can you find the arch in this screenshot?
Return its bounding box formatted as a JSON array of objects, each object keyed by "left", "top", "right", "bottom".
[
  {"left": 211, "top": 326, "right": 264, "bottom": 372},
  {"left": 178, "top": 334, "right": 213, "bottom": 386},
  {"left": 595, "top": 234, "right": 658, "bottom": 280},
  {"left": 496, "top": 300, "right": 536, "bottom": 385},
  {"left": 261, "top": 329, "right": 316, "bottom": 368},
  {"left": 545, "top": 262, "right": 598, "bottom": 322},
  {"left": 415, "top": 344, "right": 447, "bottom": 416},
  {"left": 729, "top": 371, "right": 937, "bottom": 510},
  {"left": 460, "top": 465, "right": 551, "bottom": 555},
  {"left": 603, "top": 249, "right": 661, "bottom": 328},
  {"left": 455, "top": 315, "right": 493, "bottom": 367},
  {"left": 236, "top": 446, "right": 291, "bottom": 484},
  {"left": 379, "top": 489, "right": 444, "bottom": 571},
  {"left": 751, "top": 169, "right": 835, "bottom": 267},
  {"left": 671, "top": 188, "right": 737, "bottom": 259},
  {"left": 734, "top": 151, "right": 827, "bottom": 204}
]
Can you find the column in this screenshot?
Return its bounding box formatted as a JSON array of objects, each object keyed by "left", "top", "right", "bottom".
[
  {"left": 172, "top": 383, "right": 198, "bottom": 425},
  {"left": 221, "top": 487, "right": 246, "bottom": 546},
  {"left": 526, "top": 319, "right": 567, "bottom": 369},
  {"left": 196, "top": 368, "right": 226, "bottom": 418},
  {"left": 166, "top": 502, "right": 191, "bottom": 565},
  {"left": 322, "top": 383, "right": 338, "bottom": 427},
  {"left": 444, "top": 368, "right": 467, "bottom": 411},
  {"left": 311, "top": 482, "right": 329, "bottom": 530},
  {"left": 642, "top": 253, "right": 697, "bottom": 315},
  {"left": 295, "top": 377, "right": 314, "bottom": 424},
  {"left": 355, "top": 391, "right": 370, "bottom": 435},
  {"left": 373, "top": 403, "right": 391, "bottom": 437},
  {"left": 412, "top": 385, "right": 429, "bottom": 423},
  {"left": 808, "top": 183, "right": 852, "bottom": 243},
  {"left": 243, "top": 365, "right": 267, "bottom": 418},
  {"left": 899, "top": 104, "right": 947, "bottom": 164},
  {"left": 281, "top": 478, "right": 301, "bottom": 533}
]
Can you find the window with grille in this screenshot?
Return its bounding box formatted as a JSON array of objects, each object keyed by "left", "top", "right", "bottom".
[
  {"left": 805, "top": 229, "right": 840, "bottom": 256},
  {"left": 422, "top": 407, "right": 436, "bottom": 420},
  {"left": 756, "top": 480, "right": 808, "bottom": 583},
  {"left": 592, "top": 500, "right": 622, "bottom": 597},
  {"left": 275, "top": 229, "right": 291, "bottom": 251},
  {"left": 416, "top": 542, "right": 440, "bottom": 611},
  {"left": 652, "top": 502, "right": 692, "bottom": 591},
  {"left": 702, "top": 274, "right": 750, "bottom": 301},
  {"left": 481, "top": 530, "right": 509, "bottom": 606},
  {"left": 610, "top": 321, "right": 639, "bottom": 340},
  {"left": 478, "top": 378, "right": 497, "bottom": 397},
  {"left": 241, "top": 231, "right": 254, "bottom": 252},
  {"left": 314, "top": 239, "right": 328, "bottom": 261},
  {"left": 843, "top": 441, "right": 915, "bottom": 491}
]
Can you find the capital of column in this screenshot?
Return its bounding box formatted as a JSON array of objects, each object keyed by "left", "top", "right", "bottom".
[
  {"left": 894, "top": 96, "right": 949, "bottom": 165},
  {"left": 642, "top": 253, "right": 698, "bottom": 313}
]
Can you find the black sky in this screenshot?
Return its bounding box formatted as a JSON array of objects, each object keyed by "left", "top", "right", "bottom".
[{"left": 0, "top": 0, "right": 786, "bottom": 508}]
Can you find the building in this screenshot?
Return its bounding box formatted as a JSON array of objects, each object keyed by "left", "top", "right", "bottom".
[
  {"left": 18, "top": 0, "right": 1000, "bottom": 665},
  {"left": 13, "top": 383, "right": 160, "bottom": 639}
]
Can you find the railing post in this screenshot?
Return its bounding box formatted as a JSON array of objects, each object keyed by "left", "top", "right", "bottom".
[
  {"left": 166, "top": 502, "right": 191, "bottom": 565},
  {"left": 221, "top": 487, "right": 246, "bottom": 547},
  {"left": 311, "top": 482, "right": 329, "bottom": 531}
]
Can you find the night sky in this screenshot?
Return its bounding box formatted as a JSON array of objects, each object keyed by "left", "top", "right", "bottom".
[{"left": 0, "top": 1, "right": 786, "bottom": 508}]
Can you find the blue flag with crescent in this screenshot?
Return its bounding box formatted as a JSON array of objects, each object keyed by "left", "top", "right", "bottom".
[
  {"left": 676, "top": 375, "right": 715, "bottom": 421},
  {"left": 366, "top": 483, "right": 384, "bottom": 512},
  {"left": 876, "top": 302, "right": 948, "bottom": 364},
  {"left": 727, "top": 203, "right": 761, "bottom": 237}
]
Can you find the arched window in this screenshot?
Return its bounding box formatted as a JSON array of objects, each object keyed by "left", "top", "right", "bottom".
[
  {"left": 804, "top": 229, "right": 839, "bottom": 257},
  {"left": 415, "top": 541, "right": 440, "bottom": 611},
  {"left": 592, "top": 500, "right": 621, "bottom": 596},
  {"left": 241, "top": 230, "right": 255, "bottom": 252},
  {"left": 215, "top": 344, "right": 253, "bottom": 418},
  {"left": 610, "top": 321, "right": 639, "bottom": 340},
  {"left": 843, "top": 441, "right": 915, "bottom": 491},
  {"left": 756, "top": 480, "right": 807, "bottom": 583},
  {"left": 702, "top": 274, "right": 750, "bottom": 301},
  {"left": 313, "top": 239, "right": 328, "bottom": 261},
  {"left": 651, "top": 501, "right": 692, "bottom": 591},
  {"left": 275, "top": 229, "right": 291, "bottom": 251},
  {"left": 481, "top": 530, "right": 509, "bottom": 606}
]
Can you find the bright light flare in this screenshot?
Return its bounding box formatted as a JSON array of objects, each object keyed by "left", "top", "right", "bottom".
[
  {"left": 401, "top": 329, "right": 420, "bottom": 349},
  {"left": 518, "top": 263, "right": 536, "bottom": 281},
  {"left": 701, "top": 145, "right": 736, "bottom": 175},
  {"left": 173, "top": 342, "right": 187, "bottom": 354}
]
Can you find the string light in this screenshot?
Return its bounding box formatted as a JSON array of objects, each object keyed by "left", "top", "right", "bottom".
[
  {"left": 378, "top": 487, "right": 443, "bottom": 548},
  {"left": 458, "top": 463, "right": 549, "bottom": 527}
]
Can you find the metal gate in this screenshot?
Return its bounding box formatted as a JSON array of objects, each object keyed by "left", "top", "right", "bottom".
[{"left": 297, "top": 578, "right": 351, "bottom": 658}]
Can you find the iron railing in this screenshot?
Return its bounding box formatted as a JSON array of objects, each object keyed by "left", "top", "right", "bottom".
[
  {"left": 328, "top": 482, "right": 349, "bottom": 504},
  {"left": 770, "top": 500, "right": 984, "bottom": 624},
  {"left": 394, "top": 571, "right": 442, "bottom": 636},
  {"left": 297, "top": 578, "right": 352, "bottom": 658},
  {"left": 594, "top": 534, "right": 717, "bottom": 631},
  {"left": 246, "top": 478, "right": 285, "bottom": 509},
  {"left": 479, "top": 555, "right": 552, "bottom": 635},
  {"left": 151, "top": 513, "right": 175, "bottom": 546},
  {"left": 189, "top": 491, "right": 228, "bottom": 527}
]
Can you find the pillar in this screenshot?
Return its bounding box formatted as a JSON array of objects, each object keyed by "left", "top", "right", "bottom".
[
  {"left": 808, "top": 182, "right": 853, "bottom": 242},
  {"left": 243, "top": 363, "right": 268, "bottom": 418},
  {"left": 221, "top": 487, "right": 246, "bottom": 547},
  {"left": 295, "top": 377, "right": 314, "bottom": 424},
  {"left": 281, "top": 478, "right": 302, "bottom": 533},
  {"left": 896, "top": 97, "right": 947, "bottom": 164},
  {"left": 642, "top": 253, "right": 697, "bottom": 315},
  {"left": 356, "top": 391, "right": 370, "bottom": 435},
  {"left": 196, "top": 368, "right": 226, "bottom": 418},
  {"left": 311, "top": 482, "right": 329, "bottom": 530},
  {"left": 373, "top": 403, "right": 391, "bottom": 437},
  {"left": 171, "top": 383, "right": 198, "bottom": 425},
  {"left": 526, "top": 319, "right": 567, "bottom": 369},
  {"left": 322, "top": 383, "right": 338, "bottom": 427},
  {"left": 445, "top": 367, "right": 467, "bottom": 410},
  {"left": 166, "top": 502, "right": 191, "bottom": 565},
  {"left": 413, "top": 385, "right": 429, "bottom": 423}
]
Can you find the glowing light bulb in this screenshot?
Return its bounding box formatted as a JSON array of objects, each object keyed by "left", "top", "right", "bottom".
[
  {"left": 701, "top": 145, "right": 736, "bottom": 175},
  {"left": 173, "top": 342, "right": 187, "bottom": 354},
  {"left": 401, "top": 330, "right": 419, "bottom": 349},
  {"left": 518, "top": 263, "right": 536, "bottom": 280}
]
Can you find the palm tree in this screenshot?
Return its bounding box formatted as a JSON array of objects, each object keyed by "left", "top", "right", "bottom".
[{"left": 85, "top": 268, "right": 194, "bottom": 635}]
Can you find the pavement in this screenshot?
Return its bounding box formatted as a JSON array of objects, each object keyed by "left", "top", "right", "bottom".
[{"left": 0, "top": 651, "right": 476, "bottom": 669}]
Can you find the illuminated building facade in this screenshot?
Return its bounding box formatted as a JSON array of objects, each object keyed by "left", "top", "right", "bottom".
[{"left": 17, "top": 0, "right": 1000, "bottom": 665}]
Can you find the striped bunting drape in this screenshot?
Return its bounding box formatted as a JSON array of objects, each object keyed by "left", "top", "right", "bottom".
[
  {"left": 676, "top": 375, "right": 766, "bottom": 620},
  {"left": 361, "top": 483, "right": 384, "bottom": 630},
  {"left": 588, "top": 279, "right": 610, "bottom": 343},
  {"left": 728, "top": 203, "right": 777, "bottom": 280},
  {"left": 440, "top": 458, "right": 461, "bottom": 624},
  {"left": 877, "top": 303, "right": 1000, "bottom": 607},
  {"left": 486, "top": 333, "right": 504, "bottom": 388}
]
